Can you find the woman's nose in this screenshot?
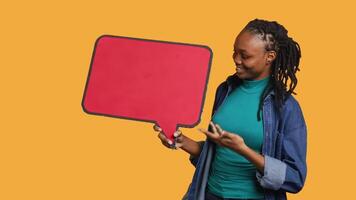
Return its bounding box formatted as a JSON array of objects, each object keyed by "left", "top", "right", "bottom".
[{"left": 233, "top": 53, "right": 242, "bottom": 64}]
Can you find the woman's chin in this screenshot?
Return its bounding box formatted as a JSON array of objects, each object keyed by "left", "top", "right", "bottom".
[{"left": 235, "top": 71, "right": 246, "bottom": 79}]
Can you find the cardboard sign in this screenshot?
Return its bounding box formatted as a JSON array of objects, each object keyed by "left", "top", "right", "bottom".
[{"left": 82, "top": 35, "right": 212, "bottom": 142}]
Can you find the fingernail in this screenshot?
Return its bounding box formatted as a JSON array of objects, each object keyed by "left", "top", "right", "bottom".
[{"left": 168, "top": 140, "right": 173, "bottom": 145}]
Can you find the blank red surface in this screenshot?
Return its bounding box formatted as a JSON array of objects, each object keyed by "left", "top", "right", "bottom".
[{"left": 82, "top": 35, "right": 212, "bottom": 141}]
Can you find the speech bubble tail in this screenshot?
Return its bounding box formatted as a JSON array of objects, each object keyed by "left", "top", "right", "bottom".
[{"left": 156, "top": 122, "right": 177, "bottom": 144}]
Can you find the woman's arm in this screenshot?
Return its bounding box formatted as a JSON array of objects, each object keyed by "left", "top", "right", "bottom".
[
  {"left": 256, "top": 99, "right": 307, "bottom": 193},
  {"left": 180, "top": 135, "right": 203, "bottom": 157},
  {"left": 236, "top": 145, "right": 265, "bottom": 173}
]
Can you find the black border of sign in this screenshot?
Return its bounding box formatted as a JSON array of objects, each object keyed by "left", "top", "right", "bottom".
[{"left": 81, "top": 34, "right": 213, "bottom": 131}]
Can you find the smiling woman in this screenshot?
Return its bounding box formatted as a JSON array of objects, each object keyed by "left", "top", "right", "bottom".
[
  {"left": 153, "top": 18, "right": 307, "bottom": 200},
  {"left": 233, "top": 30, "right": 277, "bottom": 81}
]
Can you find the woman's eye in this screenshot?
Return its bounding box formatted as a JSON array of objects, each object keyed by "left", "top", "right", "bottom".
[{"left": 232, "top": 50, "right": 250, "bottom": 59}]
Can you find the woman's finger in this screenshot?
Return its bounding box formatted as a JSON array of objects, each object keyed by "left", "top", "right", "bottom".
[
  {"left": 175, "top": 142, "right": 184, "bottom": 148},
  {"left": 173, "top": 130, "right": 182, "bottom": 137},
  {"left": 173, "top": 130, "right": 182, "bottom": 138},
  {"left": 158, "top": 132, "right": 176, "bottom": 149},
  {"left": 220, "top": 131, "right": 232, "bottom": 139},
  {"left": 158, "top": 132, "right": 172, "bottom": 144},
  {"left": 209, "top": 121, "right": 218, "bottom": 134},
  {"left": 153, "top": 124, "right": 162, "bottom": 132},
  {"left": 220, "top": 135, "right": 232, "bottom": 142},
  {"left": 198, "top": 128, "right": 221, "bottom": 145},
  {"left": 198, "top": 128, "right": 219, "bottom": 140},
  {"left": 174, "top": 130, "right": 184, "bottom": 143},
  {"left": 215, "top": 124, "right": 224, "bottom": 135},
  {"left": 219, "top": 138, "right": 231, "bottom": 147}
]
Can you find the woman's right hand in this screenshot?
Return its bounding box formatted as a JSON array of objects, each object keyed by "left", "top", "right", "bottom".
[{"left": 153, "top": 124, "right": 184, "bottom": 149}]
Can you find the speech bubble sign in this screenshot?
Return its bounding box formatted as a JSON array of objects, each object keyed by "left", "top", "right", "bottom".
[{"left": 82, "top": 35, "right": 212, "bottom": 142}]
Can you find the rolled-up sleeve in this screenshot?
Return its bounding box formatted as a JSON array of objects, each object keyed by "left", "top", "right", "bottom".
[
  {"left": 257, "top": 99, "right": 307, "bottom": 193},
  {"left": 256, "top": 155, "right": 287, "bottom": 190}
]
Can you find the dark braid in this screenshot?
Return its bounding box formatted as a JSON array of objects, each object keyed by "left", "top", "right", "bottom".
[{"left": 242, "top": 19, "right": 301, "bottom": 121}]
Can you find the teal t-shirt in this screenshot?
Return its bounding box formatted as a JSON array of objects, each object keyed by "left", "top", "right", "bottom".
[{"left": 207, "top": 76, "right": 270, "bottom": 199}]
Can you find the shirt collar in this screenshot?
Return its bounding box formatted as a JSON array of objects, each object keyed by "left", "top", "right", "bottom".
[{"left": 225, "top": 73, "right": 275, "bottom": 97}]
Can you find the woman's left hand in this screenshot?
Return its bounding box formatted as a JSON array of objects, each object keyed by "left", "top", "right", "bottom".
[{"left": 198, "top": 121, "right": 247, "bottom": 154}]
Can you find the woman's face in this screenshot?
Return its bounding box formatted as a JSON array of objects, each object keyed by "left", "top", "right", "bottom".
[{"left": 233, "top": 30, "right": 276, "bottom": 80}]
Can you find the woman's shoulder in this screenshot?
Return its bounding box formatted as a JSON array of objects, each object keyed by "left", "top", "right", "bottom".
[
  {"left": 216, "top": 81, "right": 227, "bottom": 93},
  {"left": 214, "top": 79, "right": 229, "bottom": 95},
  {"left": 283, "top": 94, "right": 303, "bottom": 112},
  {"left": 281, "top": 94, "right": 306, "bottom": 129}
]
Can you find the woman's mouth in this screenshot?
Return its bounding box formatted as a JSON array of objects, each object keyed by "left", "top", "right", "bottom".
[{"left": 236, "top": 66, "right": 244, "bottom": 72}]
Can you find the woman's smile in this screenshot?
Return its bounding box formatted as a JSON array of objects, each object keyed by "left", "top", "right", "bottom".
[{"left": 236, "top": 66, "right": 246, "bottom": 73}]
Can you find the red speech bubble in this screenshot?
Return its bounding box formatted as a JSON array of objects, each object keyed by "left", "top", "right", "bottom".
[{"left": 82, "top": 35, "right": 212, "bottom": 143}]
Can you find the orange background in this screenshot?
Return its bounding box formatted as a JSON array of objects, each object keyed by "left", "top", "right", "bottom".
[{"left": 1, "top": 0, "right": 355, "bottom": 199}]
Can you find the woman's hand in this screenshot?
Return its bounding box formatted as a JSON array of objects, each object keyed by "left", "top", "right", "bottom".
[
  {"left": 153, "top": 124, "right": 204, "bottom": 157},
  {"left": 153, "top": 124, "right": 184, "bottom": 149},
  {"left": 198, "top": 122, "right": 265, "bottom": 172},
  {"left": 198, "top": 121, "right": 247, "bottom": 154}
]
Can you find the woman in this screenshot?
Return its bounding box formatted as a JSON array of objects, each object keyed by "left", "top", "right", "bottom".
[{"left": 154, "top": 19, "right": 307, "bottom": 200}]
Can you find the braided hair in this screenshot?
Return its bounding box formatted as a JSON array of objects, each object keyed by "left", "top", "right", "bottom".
[{"left": 242, "top": 19, "right": 302, "bottom": 121}]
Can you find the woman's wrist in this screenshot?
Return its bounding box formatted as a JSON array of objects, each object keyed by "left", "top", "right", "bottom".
[
  {"left": 232, "top": 142, "right": 248, "bottom": 155},
  {"left": 180, "top": 135, "right": 202, "bottom": 157},
  {"left": 235, "top": 143, "right": 265, "bottom": 172},
  {"left": 180, "top": 134, "right": 190, "bottom": 151}
]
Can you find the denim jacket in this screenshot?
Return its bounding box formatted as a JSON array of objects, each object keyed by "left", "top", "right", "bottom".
[{"left": 183, "top": 74, "right": 307, "bottom": 200}]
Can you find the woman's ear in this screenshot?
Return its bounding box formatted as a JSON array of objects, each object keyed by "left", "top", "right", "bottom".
[{"left": 266, "top": 50, "right": 277, "bottom": 64}]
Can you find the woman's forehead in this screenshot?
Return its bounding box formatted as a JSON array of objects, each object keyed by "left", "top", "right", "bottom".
[{"left": 234, "top": 31, "right": 266, "bottom": 53}]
